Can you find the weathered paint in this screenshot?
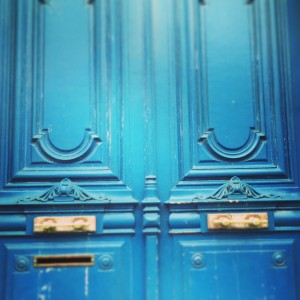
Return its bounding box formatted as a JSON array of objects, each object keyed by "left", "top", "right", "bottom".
[{"left": 0, "top": 0, "right": 300, "bottom": 299}]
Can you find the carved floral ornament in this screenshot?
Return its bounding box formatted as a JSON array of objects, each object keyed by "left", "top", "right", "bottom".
[
  {"left": 20, "top": 178, "right": 110, "bottom": 203},
  {"left": 19, "top": 177, "right": 279, "bottom": 203},
  {"left": 194, "top": 176, "right": 281, "bottom": 201}
]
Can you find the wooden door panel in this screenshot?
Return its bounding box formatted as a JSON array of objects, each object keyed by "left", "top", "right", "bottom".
[
  {"left": 0, "top": 0, "right": 131, "bottom": 199},
  {"left": 172, "top": 238, "right": 297, "bottom": 300},
  {"left": 164, "top": 0, "right": 297, "bottom": 200},
  {"left": 0, "top": 0, "right": 300, "bottom": 299},
  {"left": 4, "top": 240, "right": 133, "bottom": 300}
]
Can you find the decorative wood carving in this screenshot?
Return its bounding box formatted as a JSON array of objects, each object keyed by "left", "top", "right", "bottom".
[
  {"left": 32, "top": 129, "right": 102, "bottom": 163},
  {"left": 20, "top": 178, "right": 110, "bottom": 202},
  {"left": 194, "top": 176, "right": 280, "bottom": 200},
  {"left": 199, "top": 128, "right": 266, "bottom": 162}
]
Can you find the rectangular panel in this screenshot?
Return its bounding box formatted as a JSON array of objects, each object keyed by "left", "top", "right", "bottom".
[
  {"left": 196, "top": 0, "right": 290, "bottom": 171},
  {"left": 206, "top": 0, "right": 254, "bottom": 144},
  {"left": 4, "top": 241, "right": 132, "bottom": 300},
  {"left": 174, "top": 239, "right": 297, "bottom": 300},
  {"left": 31, "top": 0, "right": 100, "bottom": 164},
  {"left": 42, "top": 0, "right": 91, "bottom": 150},
  {"left": 1, "top": 1, "right": 119, "bottom": 180},
  {"left": 27, "top": 0, "right": 120, "bottom": 173},
  {"left": 168, "top": 0, "right": 295, "bottom": 198},
  {"left": 0, "top": 0, "right": 133, "bottom": 201}
]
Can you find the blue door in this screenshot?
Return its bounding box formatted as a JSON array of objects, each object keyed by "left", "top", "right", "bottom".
[{"left": 0, "top": 0, "right": 300, "bottom": 299}]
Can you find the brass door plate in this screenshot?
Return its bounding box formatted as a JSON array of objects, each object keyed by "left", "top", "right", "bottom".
[
  {"left": 207, "top": 212, "right": 268, "bottom": 230},
  {"left": 34, "top": 216, "right": 96, "bottom": 233}
]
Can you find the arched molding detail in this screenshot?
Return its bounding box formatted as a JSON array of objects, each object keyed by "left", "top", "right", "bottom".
[
  {"left": 198, "top": 128, "right": 266, "bottom": 162},
  {"left": 32, "top": 128, "right": 102, "bottom": 164}
]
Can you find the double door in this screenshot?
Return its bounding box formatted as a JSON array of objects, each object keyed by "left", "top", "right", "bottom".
[{"left": 1, "top": 0, "right": 300, "bottom": 299}]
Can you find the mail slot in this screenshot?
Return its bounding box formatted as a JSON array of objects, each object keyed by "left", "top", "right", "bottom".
[
  {"left": 207, "top": 212, "right": 269, "bottom": 230},
  {"left": 34, "top": 254, "right": 94, "bottom": 267}
]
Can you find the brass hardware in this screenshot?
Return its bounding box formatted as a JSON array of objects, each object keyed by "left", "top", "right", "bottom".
[
  {"left": 34, "top": 254, "right": 94, "bottom": 267},
  {"left": 207, "top": 213, "right": 268, "bottom": 230},
  {"left": 38, "top": 217, "right": 57, "bottom": 232},
  {"left": 34, "top": 216, "right": 96, "bottom": 233},
  {"left": 72, "top": 217, "right": 89, "bottom": 230}
]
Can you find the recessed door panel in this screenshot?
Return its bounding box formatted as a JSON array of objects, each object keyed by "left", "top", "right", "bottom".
[
  {"left": 5, "top": 241, "right": 132, "bottom": 300},
  {"left": 167, "top": 0, "right": 295, "bottom": 198},
  {"left": 174, "top": 239, "right": 297, "bottom": 300},
  {"left": 42, "top": 0, "right": 91, "bottom": 150},
  {"left": 1, "top": 0, "right": 129, "bottom": 191}
]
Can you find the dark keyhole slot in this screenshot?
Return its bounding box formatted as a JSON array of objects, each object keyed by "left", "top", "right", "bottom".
[{"left": 34, "top": 255, "right": 94, "bottom": 267}]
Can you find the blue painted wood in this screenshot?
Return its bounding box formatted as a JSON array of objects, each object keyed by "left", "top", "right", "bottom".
[
  {"left": 0, "top": 216, "right": 26, "bottom": 232},
  {"left": 5, "top": 240, "right": 133, "bottom": 300},
  {"left": 145, "top": 235, "right": 159, "bottom": 300},
  {"left": 164, "top": 0, "right": 297, "bottom": 199},
  {"left": 0, "top": 0, "right": 300, "bottom": 299},
  {"left": 0, "top": 0, "right": 134, "bottom": 200},
  {"left": 1, "top": 0, "right": 297, "bottom": 199},
  {"left": 173, "top": 238, "right": 297, "bottom": 300},
  {"left": 275, "top": 211, "right": 300, "bottom": 230}
]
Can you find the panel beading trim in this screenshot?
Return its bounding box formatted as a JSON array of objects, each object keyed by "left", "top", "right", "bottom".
[{"left": 0, "top": 0, "right": 16, "bottom": 188}]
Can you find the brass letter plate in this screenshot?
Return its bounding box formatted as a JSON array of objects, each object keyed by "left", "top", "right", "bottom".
[
  {"left": 34, "top": 216, "right": 96, "bottom": 233},
  {"left": 34, "top": 254, "right": 94, "bottom": 267},
  {"left": 207, "top": 212, "right": 268, "bottom": 230}
]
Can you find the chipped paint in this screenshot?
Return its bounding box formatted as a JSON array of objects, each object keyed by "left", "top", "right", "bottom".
[{"left": 84, "top": 267, "right": 89, "bottom": 297}]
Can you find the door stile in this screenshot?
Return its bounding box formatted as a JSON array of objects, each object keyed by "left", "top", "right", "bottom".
[{"left": 141, "top": 0, "right": 160, "bottom": 298}]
